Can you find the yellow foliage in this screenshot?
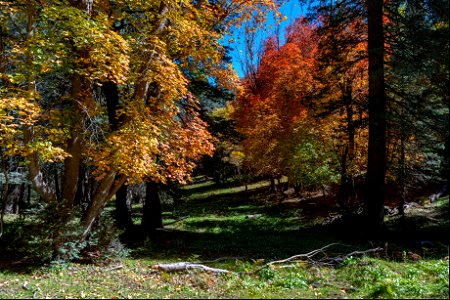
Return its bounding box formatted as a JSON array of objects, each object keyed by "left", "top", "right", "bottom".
[{"left": 0, "top": 0, "right": 280, "bottom": 188}]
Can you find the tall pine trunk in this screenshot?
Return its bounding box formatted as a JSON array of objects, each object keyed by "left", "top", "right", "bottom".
[
  {"left": 339, "top": 87, "right": 355, "bottom": 212},
  {"left": 364, "top": 0, "right": 387, "bottom": 233}
]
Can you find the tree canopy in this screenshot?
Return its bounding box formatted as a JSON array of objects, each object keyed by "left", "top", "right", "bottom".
[{"left": 0, "top": 0, "right": 448, "bottom": 261}]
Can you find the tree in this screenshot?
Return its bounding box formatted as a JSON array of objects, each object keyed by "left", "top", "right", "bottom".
[
  {"left": 201, "top": 103, "right": 244, "bottom": 184},
  {"left": 315, "top": 6, "right": 369, "bottom": 211},
  {"left": 0, "top": 0, "right": 282, "bottom": 253},
  {"left": 233, "top": 18, "right": 333, "bottom": 192},
  {"left": 384, "top": 0, "right": 449, "bottom": 214}
]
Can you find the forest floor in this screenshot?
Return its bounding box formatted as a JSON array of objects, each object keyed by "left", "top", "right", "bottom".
[{"left": 0, "top": 179, "right": 448, "bottom": 299}]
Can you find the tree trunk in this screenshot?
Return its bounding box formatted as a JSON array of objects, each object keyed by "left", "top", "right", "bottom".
[
  {"left": 102, "top": 81, "right": 133, "bottom": 231},
  {"left": 26, "top": 184, "right": 31, "bottom": 207},
  {"left": 22, "top": 3, "right": 56, "bottom": 204},
  {"left": 74, "top": 164, "right": 86, "bottom": 207},
  {"left": 13, "top": 183, "right": 25, "bottom": 214},
  {"left": 18, "top": 182, "right": 26, "bottom": 214},
  {"left": 339, "top": 145, "right": 350, "bottom": 211},
  {"left": 61, "top": 135, "right": 82, "bottom": 209},
  {"left": 80, "top": 171, "right": 125, "bottom": 240},
  {"left": 0, "top": 153, "right": 9, "bottom": 237},
  {"left": 339, "top": 91, "right": 356, "bottom": 212},
  {"left": 398, "top": 103, "right": 407, "bottom": 215},
  {"left": 115, "top": 184, "right": 133, "bottom": 230},
  {"left": 293, "top": 181, "right": 301, "bottom": 196},
  {"left": 24, "top": 127, "right": 57, "bottom": 203},
  {"left": 364, "top": 0, "right": 387, "bottom": 233},
  {"left": 142, "top": 181, "right": 163, "bottom": 235},
  {"left": 443, "top": 111, "right": 449, "bottom": 186},
  {"left": 102, "top": 81, "right": 121, "bottom": 131},
  {"left": 269, "top": 177, "right": 276, "bottom": 193},
  {"left": 53, "top": 165, "right": 60, "bottom": 201}
]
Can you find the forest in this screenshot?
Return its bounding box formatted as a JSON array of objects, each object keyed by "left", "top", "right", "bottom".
[{"left": 0, "top": 0, "right": 448, "bottom": 298}]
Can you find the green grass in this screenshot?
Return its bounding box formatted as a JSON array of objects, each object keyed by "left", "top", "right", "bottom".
[
  {"left": 0, "top": 256, "right": 447, "bottom": 299},
  {"left": 0, "top": 181, "right": 448, "bottom": 299},
  {"left": 179, "top": 178, "right": 277, "bottom": 201}
]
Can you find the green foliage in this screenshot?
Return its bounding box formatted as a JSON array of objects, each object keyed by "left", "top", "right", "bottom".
[
  {"left": 36, "top": 5, "right": 129, "bottom": 82},
  {"left": 384, "top": 0, "right": 449, "bottom": 187},
  {"left": 0, "top": 171, "right": 28, "bottom": 185},
  {"left": 340, "top": 255, "right": 357, "bottom": 267},
  {"left": 288, "top": 141, "right": 339, "bottom": 188},
  {"left": 199, "top": 104, "right": 244, "bottom": 184},
  {"left": 88, "top": 213, "right": 130, "bottom": 262},
  {"left": 29, "top": 202, "right": 85, "bottom": 263},
  {"left": 342, "top": 258, "right": 449, "bottom": 299},
  {"left": 284, "top": 118, "right": 340, "bottom": 190},
  {"left": 258, "top": 266, "right": 276, "bottom": 280},
  {"left": 0, "top": 201, "right": 127, "bottom": 265}
]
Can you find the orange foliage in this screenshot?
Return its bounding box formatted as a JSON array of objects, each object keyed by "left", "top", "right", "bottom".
[
  {"left": 233, "top": 18, "right": 321, "bottom": 177},
  {"left": 234, "top": 13, "right": 371, "bottom": 182}
]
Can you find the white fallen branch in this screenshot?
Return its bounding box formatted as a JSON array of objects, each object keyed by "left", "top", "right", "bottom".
[
  {"left": 106, "top": 265, "right": 123, "bottom": 272},
  {"left": 318, "top": 247, "right": 384, "bottom": 266},
  {"left": 246, "top": 243, "right": 339, "bottom": 274},
  {"left": 152, "top": 244, "right": 384, "bottom": 275},
  {"left": 343, "top": 247, "right": 384, "bottom": 258},
  {"left": 153, "top": 262, "right": 235, "bottom": 274}
]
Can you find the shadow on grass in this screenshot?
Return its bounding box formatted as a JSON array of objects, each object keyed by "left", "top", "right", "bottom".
[
  {"left": 126, "top": 197, "right": 449, "bottom": 263},
  {"left": 128, "top": 227, "right": 343, "bottom": 262},
  {"left": 0, "top": 219, "right": 48, "bottom": 274},
  {"left": 1, "top": 189, "right": 448, "bottom": 275},
  {"left": 172, "top": 190, "right": 268, "bottom": 217}
]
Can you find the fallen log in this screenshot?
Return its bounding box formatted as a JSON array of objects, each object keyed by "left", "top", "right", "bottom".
[{"left": 152, "top": 262, "right": 234, "bottom": 274}]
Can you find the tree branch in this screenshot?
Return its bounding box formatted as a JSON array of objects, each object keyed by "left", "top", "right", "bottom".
[
  {"left": 151, "top": 244, "right": 384, "bottom": 274},
  {"left": 246, "top": 243, "right": 339, "bottom": 274}
]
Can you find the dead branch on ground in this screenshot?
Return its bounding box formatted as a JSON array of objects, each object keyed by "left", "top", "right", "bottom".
[
  {"left": 151, "top": 243, "right": 384, "bottom": 274},
  {"left": 152, "top": 257, "right": 244, "bottom": 274},
  {"left": 153, "top": 262, "right": 235, "bottom": 274},
  {"left": 106, "top": 265, "right": 123, "bottom": 271}
]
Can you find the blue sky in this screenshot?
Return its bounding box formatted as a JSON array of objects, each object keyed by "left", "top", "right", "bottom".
[{"left": 225, "top": 0, "right": 306, "bottom": 78}]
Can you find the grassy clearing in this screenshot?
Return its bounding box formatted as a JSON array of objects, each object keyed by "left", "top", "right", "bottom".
[
  {"left": 0, "top": 256, "right": 447, "bottom": 299},
  {"left": 0, "top": 181, "right": 448, "bottom": 299},
  {"left": 179, "top": 178, "right": 278, "bottom": 201}
]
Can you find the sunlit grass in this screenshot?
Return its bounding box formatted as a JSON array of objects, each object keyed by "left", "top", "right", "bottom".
[
  {"left": 180, "top": 178, "right": 288, "bottom": 201},
  {"left": 181, "top": 179, "right": 216, "bottom": 190},
  {"left": 183, "top": 180, "right": 271, "bottom": 200},
  {"left": 0, "top": 256, "right": 447, "bottom": 299}
]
